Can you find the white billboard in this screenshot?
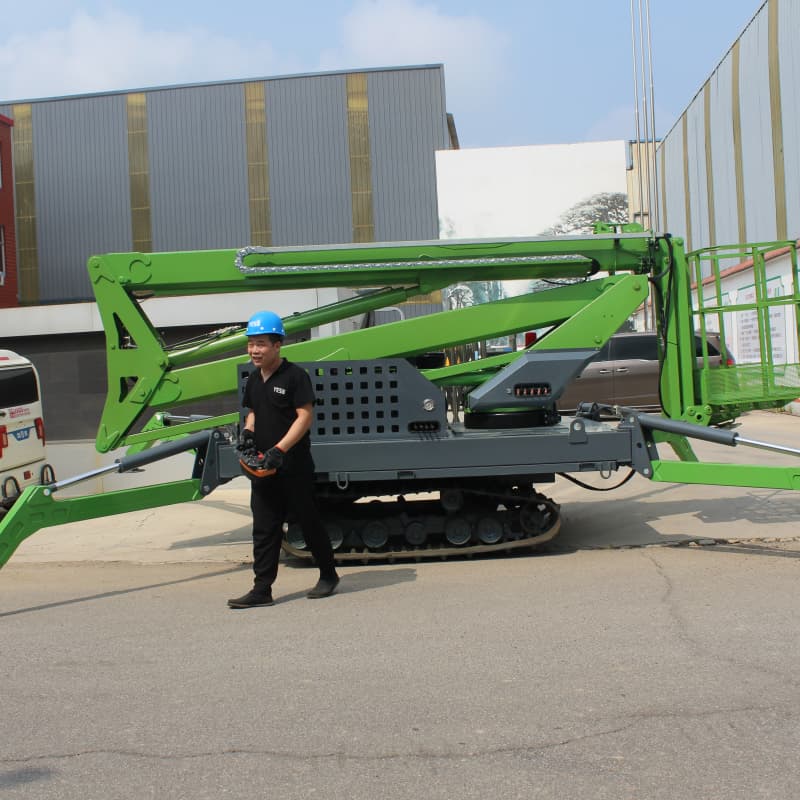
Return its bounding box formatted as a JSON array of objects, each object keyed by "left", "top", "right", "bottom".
[{"left": 436, "top": 140, "right": 628, "bottom": 240}]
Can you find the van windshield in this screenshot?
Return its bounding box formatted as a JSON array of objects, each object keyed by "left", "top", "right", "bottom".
[{"left": 0, "top": 367, "right": 39, "bottom": 406}]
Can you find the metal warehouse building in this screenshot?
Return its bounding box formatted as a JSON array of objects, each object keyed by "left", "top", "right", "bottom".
[
  {"left": 651, "top": 0, "right": 800, "bottom": 372},
  {"left": 0, "top": 65, "right": 456, "bottom": 439},
  {"left": 0, "top": 64, "right": 455, "bottom": 306},
  {"left": 655, "top": 0, "right": 799, "bottom": 251}
]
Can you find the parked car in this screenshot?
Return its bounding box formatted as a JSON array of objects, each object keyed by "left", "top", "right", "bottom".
[{"left": 557, "top": 331, "right": 732, "bottom": 412}]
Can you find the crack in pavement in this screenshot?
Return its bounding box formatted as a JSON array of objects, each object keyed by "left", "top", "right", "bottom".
[
  {"left": 133, "top": 510, "right": 157, "bottom": 530},
  {"left": 2, "top": 706, "right": 788, "bottom": 766},
  {"left": 640, "top": 549, "right": 698, "bottom": 653},
  {"left": 640, "top": 550, "right": 800, "bottom": 690},
  {"left": 0, "top": 726, "right": 642, "bottom": 766}
]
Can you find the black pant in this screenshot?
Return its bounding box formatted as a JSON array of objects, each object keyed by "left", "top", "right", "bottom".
[{"left": 249, "top": 458, "right": 335, "bottom": 591}]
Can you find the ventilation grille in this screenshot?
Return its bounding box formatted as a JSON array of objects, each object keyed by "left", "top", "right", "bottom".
[{"left": 304, "top": 359, "right": 447, "bottom": 440}]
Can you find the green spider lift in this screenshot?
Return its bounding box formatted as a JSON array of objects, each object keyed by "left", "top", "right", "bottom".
[{"left": 1, "top": 231, "right": 799, "bottom": 566}]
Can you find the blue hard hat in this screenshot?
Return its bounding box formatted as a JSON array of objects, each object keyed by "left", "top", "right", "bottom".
[{"left": 246, "top": 310, "right": 285, "bottom": 337}]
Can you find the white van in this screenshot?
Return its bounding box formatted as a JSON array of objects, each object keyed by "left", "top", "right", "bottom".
[{"left": 0, "top": 350, "right": 55, "bottom": 510}]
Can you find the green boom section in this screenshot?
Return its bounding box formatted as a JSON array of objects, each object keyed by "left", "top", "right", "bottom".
[
  {"left": 88, "top": 233, "right": 800, "bottom": 451},
  {"left": 0, "top": 480, "right": 205, "bottom": 569},
  {"left": 98, "top": 274, "right": 649, "bottom": 449},
  {"left": 119, "top": 276, "right": 648, "bottom": 448},
  {"left": 91, "top": 235, "right": 659, "bottom": 451},
  {"left": 89, "top": 235, "right": 655, "bottom": 295},
  {"left": 423, "top": 274, "right": 649, "bottom": 384}
]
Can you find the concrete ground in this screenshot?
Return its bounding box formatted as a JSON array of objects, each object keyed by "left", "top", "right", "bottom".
[{"left": 1, "top": 410, "right": 799, "bottom": 799}]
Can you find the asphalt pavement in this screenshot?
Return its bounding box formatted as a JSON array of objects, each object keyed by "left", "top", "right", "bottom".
[{"left": 1, "top": 410, "right": 800, "bottom": 799}]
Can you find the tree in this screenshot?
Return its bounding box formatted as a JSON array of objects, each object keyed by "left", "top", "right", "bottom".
[
  {"left": 468, "top": 279, "right": 505, "bottom": 305},
  {"left": 445, "top": 284, "right": 474, "bottom": 310},
  {"left": 528, "top": 192, "right": 630, "bottom": 294},
  {"left": 542, "top": 192, "right": 629, "bottom": 236}
]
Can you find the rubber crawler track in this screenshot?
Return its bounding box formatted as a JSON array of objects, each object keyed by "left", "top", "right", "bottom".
[{"left": 282, "top": 515, "right": 562, "bottom": 563}]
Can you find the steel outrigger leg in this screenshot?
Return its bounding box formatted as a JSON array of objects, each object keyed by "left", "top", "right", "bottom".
[
  {"left": 623, "top": 410, "right": 800, "bottom": 490},
  {"left": 0, "top": 430, "right": 233, "bottom": 569}
]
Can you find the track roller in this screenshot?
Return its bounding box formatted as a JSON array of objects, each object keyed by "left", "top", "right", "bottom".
[{"left": 282, "top": 487, "right": 562, "bottom": 563}]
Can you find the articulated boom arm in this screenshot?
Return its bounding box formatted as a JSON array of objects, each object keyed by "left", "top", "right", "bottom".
[
  {"left": 92, "top": 233, "right": 659, "bottom": 451},
  {"left": 90, "top": 232, "right": 800, "bottom": 452},
  {"left": 2, "top": 231, "right": 799, "bottom": 572}
]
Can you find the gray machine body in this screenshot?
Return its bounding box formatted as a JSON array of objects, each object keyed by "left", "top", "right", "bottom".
[
  {"left": 284, "top": 359, "right": 642, "bottom": 486},
  {"left": 466, "top": 349, "right": 598, "bottom": 411}
]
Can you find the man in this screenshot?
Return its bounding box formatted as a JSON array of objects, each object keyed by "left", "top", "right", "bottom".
[{"left": 228, "top": 310, "right": 339, "bottom": 608}]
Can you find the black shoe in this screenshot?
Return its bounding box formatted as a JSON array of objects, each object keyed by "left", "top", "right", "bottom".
[
  {"left": 307, "top": 575, "right": 340, "bottom": 599},
  {"left": 227, "top": 590, "right": 274, "bottom": 609}
]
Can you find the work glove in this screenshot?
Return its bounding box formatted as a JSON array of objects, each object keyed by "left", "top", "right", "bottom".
[
  {"left": 237, "top": 428, "right": 256, "bottom": 456},
  {"left": 239, "top": 443, "right": 284, "bottom": 479},
  {"left": 264, "top": 446, "right": 285, "bottom": 470}
]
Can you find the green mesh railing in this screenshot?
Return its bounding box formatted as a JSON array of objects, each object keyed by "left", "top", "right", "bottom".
[{"left": 688, "top": 240, "right": 800, "bottom": 410}]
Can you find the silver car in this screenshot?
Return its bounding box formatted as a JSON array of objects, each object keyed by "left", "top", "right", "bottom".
[{"left": 558, "top": 332, "right": 731, "bottom": 412}]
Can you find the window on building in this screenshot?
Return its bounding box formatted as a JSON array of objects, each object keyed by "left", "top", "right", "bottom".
[{"left": 0, "top": 226, "right": 5, "bottom": 287}]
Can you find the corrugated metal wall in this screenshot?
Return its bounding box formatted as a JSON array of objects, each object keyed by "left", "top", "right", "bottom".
[
  {"left": 660, "top": 123, "right": 686, "bottom": 241},
  {"left": 738, "top": 8, "right": 777, "bottom": 243},
  {"left": 685, "top": 98, "right": 710, "bottom": 249},
  {"left": 148, "top": 84, "right": 250, "bottom": 252},
  {"left": 708, "top": 60, "right": 739, "bottom": 247},
  {"left": 31, "top": 96, "right": 131, "bottom": 301},
  {"left": 779, "top": 0, "right": 800, "bottom": 237},
  {"left": 657, "top": 0, "right": 799, "bottom": 252},
  {"left": 368, "top": 68, "right": 449, "bottom": 241},
  {"left": 1, "top": 65, "right": 450, "bottom": 302},
  {"left": 266, "top": 73, "right": 352, "bottom": 246}
]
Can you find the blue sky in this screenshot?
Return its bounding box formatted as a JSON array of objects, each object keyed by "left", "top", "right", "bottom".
[{"left": 1, "top": 0, "right": 764, "bottom": 148}]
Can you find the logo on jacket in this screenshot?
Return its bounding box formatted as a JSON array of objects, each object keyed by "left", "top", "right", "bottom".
[{"left": 273, "top": 386, "right": 286, "bottom": 395}]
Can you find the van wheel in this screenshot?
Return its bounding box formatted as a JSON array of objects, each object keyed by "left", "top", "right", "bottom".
[
  {"left": 2, "top": 477, "right": 20, "bottom": 505},
  {"left": 41, "top": 464, "right": 56, "bottom": 485}
]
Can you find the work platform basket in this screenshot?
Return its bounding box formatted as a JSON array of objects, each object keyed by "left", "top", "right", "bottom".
[{"left": 688, "top": 240, "right": 800, "bottom": 410}]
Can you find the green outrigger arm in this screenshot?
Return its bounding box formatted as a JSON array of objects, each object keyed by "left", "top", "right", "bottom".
[
  {"left": 623, "top": 410, "right": 800, "bottom": 489},
  {"left": 0, "top": 430, "right": 223, "bottom": 568},
  {"left": 650, "top": 461, "right": 800, "bottom": 488},
  {"left": 0, "top": 481, "right": 204, "bottom": 569}
]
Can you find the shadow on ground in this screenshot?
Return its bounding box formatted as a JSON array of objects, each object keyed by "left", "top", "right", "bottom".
[
  {"left": 0, "top": 564, "right": 248, "bottom": 619},
  {"left": 0, "top": 768, "right": 55, "bottom": 790}
]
